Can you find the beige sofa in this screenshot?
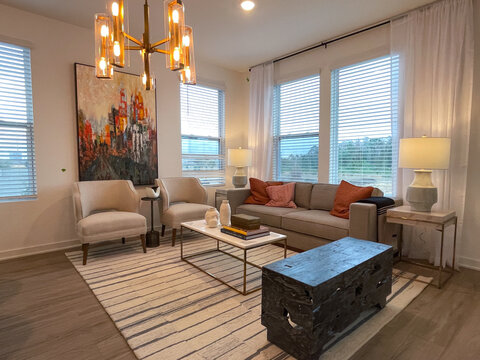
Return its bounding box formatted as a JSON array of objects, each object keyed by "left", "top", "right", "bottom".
[{"left": 223, "top": 182, "right": 400, "bottom": 251}]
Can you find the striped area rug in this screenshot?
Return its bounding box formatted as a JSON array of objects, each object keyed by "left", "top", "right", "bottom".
[{"left": 66, "top": 232, "right": 431, "bottom": 360}]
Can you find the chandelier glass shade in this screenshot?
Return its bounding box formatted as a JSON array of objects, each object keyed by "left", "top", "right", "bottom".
[
  {"left": 94, "top": 13, "right": 114, "bottom": 78},
  {"left": 94, "top": 0, "right": 196, "bottom": 90}
]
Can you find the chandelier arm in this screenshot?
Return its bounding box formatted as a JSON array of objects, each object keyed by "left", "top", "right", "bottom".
[
  {"left": 151, "top": 38, "right": 170, "bottom": 49},
  {"left": 124, "top": 32, "right": 143, "bottom": 47},
  {"left": 153, "top": 49, "right": 169, "bottom": 54},
  {"left": 125, "top": 45, "right": 143, "bottom": 51}
]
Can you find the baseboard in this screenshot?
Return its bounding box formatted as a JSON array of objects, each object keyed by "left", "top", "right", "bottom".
[
  {"left": 0, "top": 225, "right": 169, "bottom": 262},
  {"left": 458, "top": 256, "right": 480, "bottom": 271},
  {"left": 0, "top": 238, "right": 81, "bottom": 262}
]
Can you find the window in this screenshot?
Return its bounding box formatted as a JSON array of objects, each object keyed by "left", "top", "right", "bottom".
[
  {"left": 0, "top": 42, "right": 36, "bottom": 201},
  {"left": 329, "top": 55, "right": 398, "bottom": 195},
  {"left": 181, "top": 83, "right": 225, "bottom": 186},
  {"left": 273, "top": 74, "right": 320, "bottom": 182}
]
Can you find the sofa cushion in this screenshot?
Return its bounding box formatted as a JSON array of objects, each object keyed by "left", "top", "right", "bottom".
[
  {"left": 330, "top": 180, "right": 374, "bottom": 219},
  {"left": 244, "top": 178, "right": 283, "bottom": 205},
  {"left": 281, "top": 210, "right": 349, "bottom": 241},
  {"left": 309, "top": 183, "right": 339, "bottom": 211},
  {"left": 236, "top": 204, "right": 307, "bottom": 228},
  {"left": 77, "top": 211, "right": 146, "bottom": 237},
  {"left": 294, "top": 182, "right": 313, "bottom": 209},
  {"left": 266, "top": 182, "right": 297, "bottom": 208}
]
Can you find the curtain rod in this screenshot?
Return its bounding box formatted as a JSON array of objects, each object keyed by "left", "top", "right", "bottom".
[
  {"left": 272, "top": 21, "right": 389, "bottom": 65},
  {"left": 248, "top": 0, "right": 445, "bottom": 71}
]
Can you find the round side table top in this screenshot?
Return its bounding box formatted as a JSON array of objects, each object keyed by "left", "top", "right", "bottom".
[{"left": 141, "top": 197, "right": 161, "bottom": 201}]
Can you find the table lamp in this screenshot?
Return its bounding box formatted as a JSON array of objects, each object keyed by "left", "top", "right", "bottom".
[
  {"left": 228, "top": 147, "right": 252, "bottom": 188},
  {"left": 399, "top": 136, "right": 451, "bottom": 212}
]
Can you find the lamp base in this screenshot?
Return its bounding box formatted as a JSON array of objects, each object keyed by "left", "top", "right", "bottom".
[
  {"left": 232, "top": 175, "right": 247, "bottom": 188},
  {"left": 406, "top": 170, "right": 438, "bottom": 212},
  {"left": 232, "top": 167, "right": 248, "bottom": 188}
]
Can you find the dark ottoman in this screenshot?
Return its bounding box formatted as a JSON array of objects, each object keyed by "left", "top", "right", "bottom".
[{"left": 261, "top": 237, "right": 393, "bottom": 360}]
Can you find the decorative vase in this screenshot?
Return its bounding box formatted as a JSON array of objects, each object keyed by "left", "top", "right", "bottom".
[
  {"left": 220, "top": 200, "right": 231, "bottom": 226},
  {"left": 145, "top": 186, "right": 160, "bottom": 198},
  {"left": 205, "top": 207, "right": 220, "bottom": 228}
]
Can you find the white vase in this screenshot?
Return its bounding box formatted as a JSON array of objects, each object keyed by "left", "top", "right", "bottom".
[
  {"left": 145, "top": 186, "right": 160, "bottom": 198},
  {"left": 205, "top": 207, "right": 220, "bottom": 228},
  {"left": 220, "top": 200, "right": 231, "bottom": 226}
]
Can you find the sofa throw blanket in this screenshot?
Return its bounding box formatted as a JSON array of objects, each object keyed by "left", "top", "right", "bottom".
[{"left": 356, "top": 197, "right": 395, "bottom": 216}]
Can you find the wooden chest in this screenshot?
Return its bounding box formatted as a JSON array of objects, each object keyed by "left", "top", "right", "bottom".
[{"left": 261, "top": 237, "right": 393, "bottom": 360}]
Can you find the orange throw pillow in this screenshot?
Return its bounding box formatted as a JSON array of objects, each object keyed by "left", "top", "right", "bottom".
[
  {"left": 330, "top": 180, "right": 373, "bottom": 219},
  {"left": 244, "top": 178, "right": 283, "bottom": 205}
]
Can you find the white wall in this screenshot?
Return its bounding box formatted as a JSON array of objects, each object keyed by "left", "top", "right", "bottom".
[
  {"left": 0, "top": 4, "right": 248, "bottom": 259},
  {"left": 461, "top": 0, "right": 480, "bottom": 271}
]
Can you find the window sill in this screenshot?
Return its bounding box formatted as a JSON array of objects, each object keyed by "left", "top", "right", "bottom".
[{"left": 0, "top": 196, "right": 37, "bottom": 204}]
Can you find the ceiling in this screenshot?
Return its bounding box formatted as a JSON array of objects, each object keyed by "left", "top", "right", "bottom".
[{"left": 0, "top": 0, "right": 436, "bottom": 72}]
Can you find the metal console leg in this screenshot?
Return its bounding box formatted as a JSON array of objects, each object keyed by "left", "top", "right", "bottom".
[
  {"left": 452, "top": 218, "right": 458, "bottom": 272},
  {"left": 438, "top": 224, "right": 445, "bottom": 289}
]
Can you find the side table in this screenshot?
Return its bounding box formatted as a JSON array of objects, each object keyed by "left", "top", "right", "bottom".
[
  {"left": 386, "top": 205, "right": 457, "bottom": 289},
  {"left": 141, "top": 197, "right": 161, "bottom": 247}
]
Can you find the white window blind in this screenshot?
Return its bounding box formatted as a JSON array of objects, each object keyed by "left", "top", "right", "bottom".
[
  {"left": 0, "top": 42, "right": 36, "bottom": 202},
  {"left": 330, "top": 55, "right": 399, "bottom": 196},
  {"left": 273, "top": 74, "right": 319, "bottom": 182},
  {"left": 181, "top": 83, "right": 225, "bottom": 186}
]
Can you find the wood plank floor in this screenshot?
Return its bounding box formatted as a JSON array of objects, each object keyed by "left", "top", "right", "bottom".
[
  {"left": 0, "top": 249, "right": 136, "bottom": 360},
  {"left": 0, "top": 248, "right": 479, "bottom": 360}
]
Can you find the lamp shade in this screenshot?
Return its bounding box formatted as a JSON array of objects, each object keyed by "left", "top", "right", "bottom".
[
  {"left": 228, "top": 148, "right": 252, "bottom": 167},
  {"left": 399, "top": 137, "right": 451, "bottom": 169}
]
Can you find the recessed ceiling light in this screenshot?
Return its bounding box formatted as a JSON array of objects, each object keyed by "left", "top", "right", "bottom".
[{"left": 240, "top": 0, "right": 255, "bottom": 11}]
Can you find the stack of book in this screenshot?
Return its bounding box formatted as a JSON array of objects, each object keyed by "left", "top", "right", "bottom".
[{"left": 220, "top": 214, "right": 270, "bottom": 240}]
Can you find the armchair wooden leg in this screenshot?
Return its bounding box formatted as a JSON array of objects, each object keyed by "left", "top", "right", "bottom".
[
  {"left": 161, "top": 225, "right": 166, "bottom": 237},
  {"left": 172, "top": 229, "right": 176, "bottom": 247},
  {"left": 140, "top": 234, "right": 147, "bottom": 253},
  {"left": 82, "top": 243, "right": 89, "bottom": 265},
  {"left": 122, "top": 237, "right": 125, "bottom": 244}
]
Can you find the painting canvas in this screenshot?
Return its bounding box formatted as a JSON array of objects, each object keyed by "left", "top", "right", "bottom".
[{"left": 75, "top": 63, "right": 157, "bottom": 185}]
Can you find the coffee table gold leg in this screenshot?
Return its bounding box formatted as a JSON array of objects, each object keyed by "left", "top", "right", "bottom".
[
  {"left": 243, "top": 249, "right": 247, "bottom": 295},
  {"left": 180, "top": 226, "right": 184, "bottom": 260},
  {"left": 399, "top": 225, "right": 403, "bottom": 262},
  {"left": 217, "top": 239, "right": 219, "bottom": 251},
  {"left": 284, "top": 238, "right": 287, "bottom": 258}
]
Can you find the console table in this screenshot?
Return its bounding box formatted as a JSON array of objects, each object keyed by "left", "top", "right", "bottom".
[{"left": 386, "top": 205, "right": 457, "bottom": 289}]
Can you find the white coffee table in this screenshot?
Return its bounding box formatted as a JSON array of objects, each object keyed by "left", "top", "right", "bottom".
[{"left": 180, "top": 220, "right": 288, "bottom": 295}]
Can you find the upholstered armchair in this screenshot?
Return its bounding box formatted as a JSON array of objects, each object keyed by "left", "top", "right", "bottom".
[
  {"left": 72, "top": 180, "right": 147, "bottom": 265},
  {"left": 155, "top": 177, "right": 210, "bottom": 246}
]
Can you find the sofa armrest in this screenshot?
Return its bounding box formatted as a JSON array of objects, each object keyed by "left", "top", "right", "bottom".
[
  {"left": 221, "top": 189, "right": 251, "bottom": 214},
  {"left": 392, "top": 197, "right": 403, "bottom": 207},
  {"left": 349, "top": 202, "right": 377, "bottom": 242}
]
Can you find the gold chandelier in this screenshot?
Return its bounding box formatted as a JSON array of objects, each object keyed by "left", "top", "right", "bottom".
[{"left": 94, "top": 0, "right": 196, "bottom": 90}]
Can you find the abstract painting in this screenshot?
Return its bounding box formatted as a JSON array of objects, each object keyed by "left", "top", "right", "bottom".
[{"left": 75, "top": 63, "right": 157, "bottom": 185}]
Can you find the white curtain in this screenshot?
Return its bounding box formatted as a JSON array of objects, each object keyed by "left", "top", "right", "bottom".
[
  {"left": 391, "top": 0, "right": 474, "bottom": 266},
  {"left": 248, "top": 63, "right": 274, "bottom": 180}
]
